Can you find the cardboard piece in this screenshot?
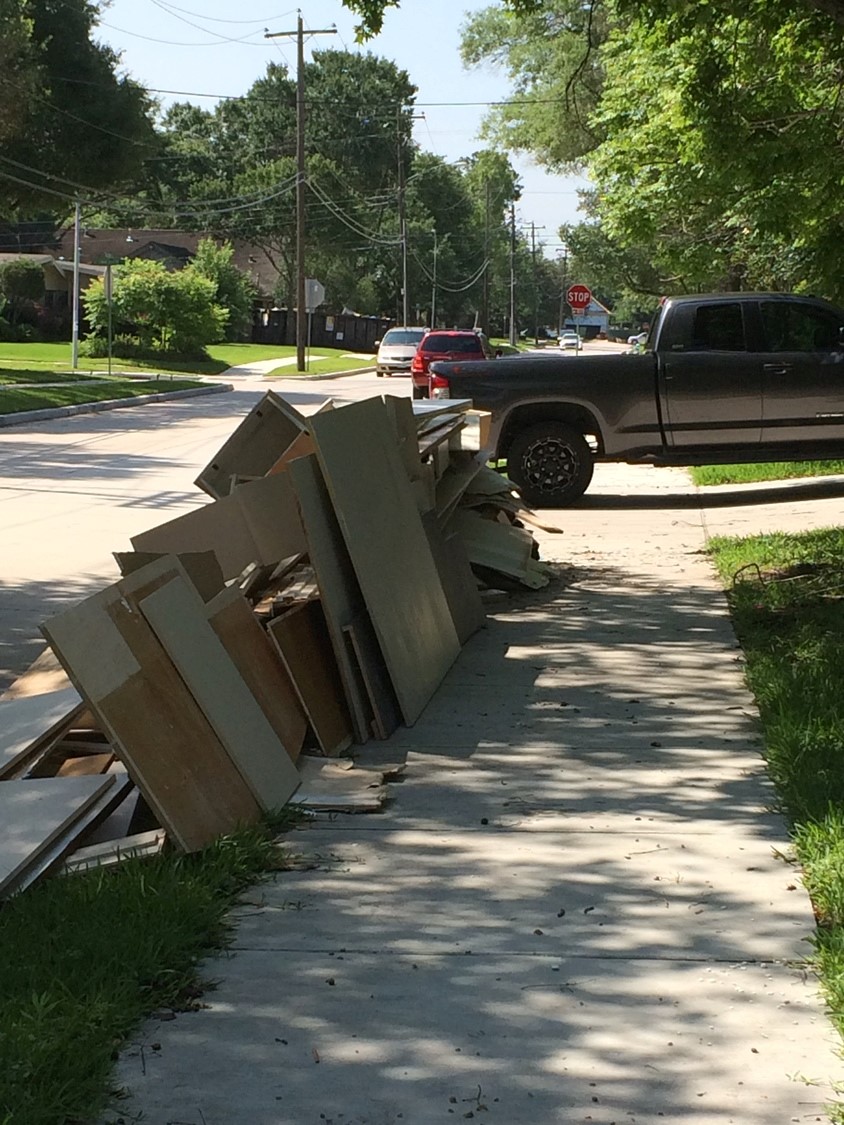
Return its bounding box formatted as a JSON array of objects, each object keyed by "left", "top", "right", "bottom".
[
  {"left": 309, "top": 398, "right": 460, "bottom": 725},
  {"left": 138, "top": 575, "right": 301, "bottom": 809},
  {"left": 268, "top": 600, "right": 353, "bottom": 757}
]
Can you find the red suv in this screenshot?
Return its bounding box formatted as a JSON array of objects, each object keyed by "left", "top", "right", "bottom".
[{"left": 410, "top": 330, "right": 496, "bottom": 398}]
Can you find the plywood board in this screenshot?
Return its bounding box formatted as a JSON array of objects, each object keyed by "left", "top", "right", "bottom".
[
  {"left": 139, "top": 577, "right": 300, "bottom": 809},
  {"left": 287, "top": 453, "right": 374, "bottom": 744},
  {"left": 42, "top": 583, "right": 262, "bottom": 852},
  {"left": 0, "top": 688, "right": 85, "bottom": 780},
  {"left": 342, "top": 618, "right": 401, "bottom": 741},
  {"left": 266, "top": 430, "right": 316, "bottom": 475},
  {"left": 63, "top": 829, "right": 166, "bottom": 875},
  {"left": 422, "top": 512, "right": 485, "bottom": 646},
  {"left": 382, "top": 395, "right": 424, "bottom": 483},
  {"left": 114, "top": 550, "right": 225, "bottom": 603},
  {"left": 267, "top": 601, "right": 353, "bottom": 757},
  {"left": 205, "top": 585, "right": 308, "bottom": 762},
  {"left": 309, "top": 398, "right": 460, "bottom": 725},
  {"left": 434, "top": 453, "right": 485, "bottom": 524},
  {"left": 0, "top": 647, "right": 72, "bottom": 700},
  {"left": 194, "top": 391, "right": 311, "bottom": 499},
  {"left": 446, "top": 509, "right": 534, "bottom": 580},
  {"left": 0, "top": 775, "right": 115, "bottom": 896},
  {"left": 234, "top": 472, "right": 307, "bottom": 567}
]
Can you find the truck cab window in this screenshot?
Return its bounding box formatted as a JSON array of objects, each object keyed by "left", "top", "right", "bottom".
[
  {"left": 690, "top": 303, "right": 745, "bottom": 351},
  {"left": 761, "top": 301, "right": 843, "bottom": 352}
]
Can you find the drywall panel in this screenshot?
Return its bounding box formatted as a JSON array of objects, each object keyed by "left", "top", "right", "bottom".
[
  {"left": 42, "top": 583, "right": 262, "bottom": 852},
  {"left": 309, "top": 398, "right": 460, "bottom": 724},
  {"left": 268, "top": 600, "right": 353, "bottom": 757},
  {"left": 205, "top": 585, "right": 308, "bottom": 762},
  {"left": 422, "top": 511, "right": 485, "bottom": 646},
  {"left": 342, "top": 617, "right": 400, "bottom": 741},
  {"left": 139, "top": 576, "right": 300, "bottom": 809},
  {"left": 0, "top": 688, "right": 84, "bottom": 779},
  {"left": 114, "top": 550, "right": 225, "bottom": 603}
]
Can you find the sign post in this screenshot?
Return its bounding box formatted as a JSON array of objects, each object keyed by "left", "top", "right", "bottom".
[{"left": 566, "top": 283, "right": 592, "bottom": 353}]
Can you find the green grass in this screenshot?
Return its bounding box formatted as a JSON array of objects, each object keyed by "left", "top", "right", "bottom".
[
  {"left": 0, "top": 813, "right": 301, "bottom": 1125},
  {"left": 266, "top": 353, "right": 374, "bottom": 378},
  {"left": 709, "top": 526, "right": 844, "bottom": 1115},
  {"left": 0, "top": 378, "right": 206, "bottom": 415},
  {"left": 0, "top": 370, "right": 102, "bottom": 385},
  {"left": 691, "top": 461, "right": 844, "bottom": 486}
]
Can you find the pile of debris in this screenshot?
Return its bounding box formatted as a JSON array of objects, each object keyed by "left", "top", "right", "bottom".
[{"left": 0, "top": 391, "right": 558, "bottom": 896}]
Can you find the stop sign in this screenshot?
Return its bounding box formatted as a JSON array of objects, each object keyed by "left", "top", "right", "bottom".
[{"left": 566, "top": 283, "right": 592, "bottom": 312}]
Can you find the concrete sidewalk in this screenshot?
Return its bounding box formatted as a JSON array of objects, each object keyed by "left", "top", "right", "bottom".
[{"left": 105, "top": 462, "right": 844, "bottom": 1125}]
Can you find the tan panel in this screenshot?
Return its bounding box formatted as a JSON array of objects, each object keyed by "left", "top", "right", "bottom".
[
  {"left": 309, "top": 398, "right": 460, "bottom": 725},
  {"left": 42, "top": 583, "right": 262, "bottom": 852},
  {"left": 422, "top": 511, "right": 485, "bottom": 646},
  {"left": 0, "top": 688, "right": 85, "bottom": 780},
  {"left": 287, "top": 453, "right": 373, "bottom": 743},
  {"left": 139, "top": 576, "right": 300, "bottom": 809},
  {"left": 268, "top": 601, "right": 353, "bottom": 757},
  {"left": 205, "top": 585, "right": 308, "bottom": 762},
  {"left": 342, "top": 618, "right": 400, "bottom": 741},
  {"left": 445, "top": 509, "right": 534, "bottom": 579},
  {"left": 114, "top": 550, "right": 225, "bottom": 603}
]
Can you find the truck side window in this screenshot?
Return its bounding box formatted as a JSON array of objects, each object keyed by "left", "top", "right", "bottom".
[
  {"left": 690, "top": 303, "right": 745, "bottom": 351},
  {"left": 761, "top": 301, "right": 842, "bottom": 352}
]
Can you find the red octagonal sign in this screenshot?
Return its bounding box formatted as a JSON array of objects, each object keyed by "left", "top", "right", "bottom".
[{"left": 566, "top": 283, "right": 592, "bottom": 311}]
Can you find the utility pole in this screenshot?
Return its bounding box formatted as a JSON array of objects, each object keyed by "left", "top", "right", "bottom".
[
  {"left": 557, "top": 245, "right": 568, "bottom": 334},
  {"left": 481, "top": 179, "right": 490, "bottom": 336},
  {"left": 71, "top": 199, "right": 81, "bottom": 369},
  {"left": 430, "top": 229, "right": 438, "bottom": 328},
  {"left": 265, "top": 16, "right": 336, "bottom": 371},
  {"left": 397, "top": 107, "right": 408, "bottom": 326},
  {"left": 508, "top": 203, "right": 517, "bottom": 347},
  {"left": 529, "top": 222, "right": 546, "bottom": 347}
]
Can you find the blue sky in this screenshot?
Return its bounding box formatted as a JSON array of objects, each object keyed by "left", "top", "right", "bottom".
[{"left": 95, "top": 0, "right": 590, "bottom": 257}]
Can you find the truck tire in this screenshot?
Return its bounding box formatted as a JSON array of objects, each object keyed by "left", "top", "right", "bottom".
[{"left": 506, "top": 422, "right": 594, "bottom": 507}]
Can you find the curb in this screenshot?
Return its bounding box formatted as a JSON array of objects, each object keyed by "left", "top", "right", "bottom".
[
  {"left": 262, "top": 365, "right": 376, "bottom": 381},
  {"left": 0, "top": 382, "right": 233, "bottom": 429}
]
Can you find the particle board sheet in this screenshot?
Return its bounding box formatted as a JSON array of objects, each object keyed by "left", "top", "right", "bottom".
[
  {"left": 114, "top": 550, "right": 225, "bottom": 603},
  {"left": 267, "top": 600, "right": 353, "bottom": 757},
  {"left": 194, "top": 391, "right": 312, "bottom": 499},
  {"left": 41, "top": 583, "right": 262, "bottom": 853},
  {"left": 287, "top": 453, "right": 374, "bottom": 744},
  {"left": 63, "top": 829, "right": 167, "bottom": 875},
  {"left": 382, "top": 395, "right": 424, "bottom": 483},
  {"left": 411, "top": 398, "right": 473, "bottom": 424},
  {"left": 0, "top": 775, "right": 116, "bottom": 897},
  {"left": 434, "top": 453, "right": 486, "bottom": 524},
  {"left": 422, "top": 512, "right": 486, "bottom": 647},
  {"left": 131, "top": 474, "right": 306, "bottom": 581},
  {"left": 204, "top": 585, "right": 308, "bottom": 762},
  {"left": 0, "top": 688, "right": 85, "bottom": 780},
  {"left": 0, "top": 647, "right": 72, "bottom": 700},
  {"left": 309, "top": 398, "right": 460, "bottom": 725},
  {"left": 342, "top": 617, "right": 401, "bottom": 741},
  {"left": 445, "top": 508, "right": 534, "bottom": 581},
  {"left": 138, "top": 576, "right": 300, "bottom": 809}
]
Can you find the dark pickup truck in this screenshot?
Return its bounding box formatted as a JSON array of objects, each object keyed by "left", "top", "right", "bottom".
[{"left": 428, "top": 292, "right": 844, "bottom": 506}]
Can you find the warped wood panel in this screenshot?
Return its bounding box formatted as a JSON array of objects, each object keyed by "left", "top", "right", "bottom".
[
  {"left": 268, "top": 600, "right": 353, "bottom": 757},
  {"left": 342, "top": 617, "right": 400, "bottom": 741},
  {"left": 309, "top": 398, "right": 460, "bottom": 724},
  {"left": 139, "top": 576, "right": 300, "bottom": 809},
  {"left": 0, "top": 688, "right": 84, "bottom": 780},
  {"left": 287, "top": 453, "right": 373, "bottom": 743},
  {"left": 445, "top": 509, "right": 534, "bottom": 580},
  {"left": 205, "top": 585, "right": 308, "bottom": 762},
  {"left": 42, "top": 583, "right": 261, "bottom": 852},
  {"left": 114, "top": 550, "right": 225, "bottom": 603},
  {"left": 0, "top": 775, "right": 115, "bottom": 896},
  {"left": 422, "top": 512, "right": 485, "bottom": 646}
]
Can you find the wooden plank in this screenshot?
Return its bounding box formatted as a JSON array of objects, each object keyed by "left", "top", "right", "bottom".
[
  {"left": 309, "top": 398, "right": 460, "bottom": 725},
  {"left": 0, "top": 776, "right": 115, "bottom": 897},
  {"left": 204, "top": 585, "right": 308, "bottom": 762},
  {"left": 56, "top": 752, "right": 115, "bottom": 777},
  {"left": 446, "top": 509, "right": 534, "bottom": 580},
  {"left": 342, "top": 618, "right": 401, "bottom": 741},
  {"left": 0, "top": 647, "right": 72, "bottom": 700},
  {"left": 434, "top": 453, "right": 485, "bottom": 524},
  {"left": 287, "top": 453, "right": 373, "bottom": 744},
  {"left": 0, "top": 689, "right": 85, "bottom": 780},
  {"left": 139, "top": 576, "right": 300, "bottom": 809},
  {"left": 194, "top": 391, "right": 311, "bottom": 499},
  {"left": 63, "top": 828, "right": 166, "bottom": 875},
  {"left": 41, "top": 582, "right": 262, "bottom": 852},
  {"left": 422, "top": 512, "right": 486, "bottom": 646},
  {"left": 267, "top": 600, "right": 353, "bottom": 757},
  {"left": 114, "top": 550, "right": 225, "bottom": 602}
]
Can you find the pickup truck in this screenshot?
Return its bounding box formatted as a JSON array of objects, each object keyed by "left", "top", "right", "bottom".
[{"left": 428, "top": 292, "right": 844, "bottom": 506}]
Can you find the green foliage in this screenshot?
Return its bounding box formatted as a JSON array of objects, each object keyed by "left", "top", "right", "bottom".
[
  {"left": 82, "top": 259, "right": 227, "bottom": 355},
  {"left": 0, "top": 258, "right": 44, "bottom": 324},
  {"left": 190, "top": 239, "right": 256, "bottom": 342}
]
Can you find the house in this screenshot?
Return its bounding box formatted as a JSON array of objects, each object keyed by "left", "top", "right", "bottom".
[
  {"left": 0, "top": 253, "right": 105, "bottom": 311},
  {"left": 564, "top": 295, "right": 611, "bottom": 338}
]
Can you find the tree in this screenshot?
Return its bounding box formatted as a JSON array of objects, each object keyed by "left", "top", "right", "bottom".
[
  {"left": 0, "top": 0, "right": 157, "bottom": 214},
  {"left": 190, "top": 239, "right": 256, "bottom": 342},
  {"left": 0, "top": 257, "right": 43, "bottom": 324},
  {"left": 82, "top": 259, "right": 227, "bottom": 354}
]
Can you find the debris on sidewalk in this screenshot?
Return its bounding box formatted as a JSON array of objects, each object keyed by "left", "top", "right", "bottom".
[{"left": 1, "top": 391, "right": 557, "bottom": 892}]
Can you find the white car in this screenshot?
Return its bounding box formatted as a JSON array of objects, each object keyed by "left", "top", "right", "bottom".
[
  {"left": 375, "top": 326, "right": 428, "bottom": 377},
  {"left": 558, "top": 331, "right": 580, "bottom": 350}
]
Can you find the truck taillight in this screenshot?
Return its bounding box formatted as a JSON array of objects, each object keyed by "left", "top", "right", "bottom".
[
  {"left": 429, "top": 372, "right": 450, "bottom": 399},
  {"left": 411, "top": 353, "right": 425, "bottom": 373}
]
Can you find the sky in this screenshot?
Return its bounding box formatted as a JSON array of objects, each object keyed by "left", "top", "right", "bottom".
[{"left": 94, "top": 0, "right": 591, "bottom": 258}]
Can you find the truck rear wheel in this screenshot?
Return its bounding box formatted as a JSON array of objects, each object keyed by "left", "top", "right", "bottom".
[{"left": 506, "top": 422, "right": 594, "bottom": 507}]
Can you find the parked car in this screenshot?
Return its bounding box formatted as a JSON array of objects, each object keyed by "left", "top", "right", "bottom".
[
  {"left": 375, "top": 326, "right": 428, "bottom": 377},
  {"left": 559, "top": 331, "right": 581, "bottom": 350},
  {"left": 627, "top": 331, "right": 649, "bottom": 350},
  {"left": 410, "top": 329, "right": 497, "bottom": 398}
]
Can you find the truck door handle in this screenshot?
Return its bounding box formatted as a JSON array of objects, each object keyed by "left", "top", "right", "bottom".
[{"left": 763, "top": 363, "right": 791, "bottom": 375}]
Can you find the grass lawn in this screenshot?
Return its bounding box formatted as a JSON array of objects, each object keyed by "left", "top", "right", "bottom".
[
  {"left": 0, "top": 378, "right": 206, "bottom": 415},
  {"left": 691, "top": 461, "right": 844, "bottom": 486},
  {"left": 709, "top": 527, "right": 844, "bottom": 1121},
  {"left": 0, "top": 815, "right": 300, "bottom": 1125},
  {"left": 0, "top": 370, "right": 102, "bottom": 385}
]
